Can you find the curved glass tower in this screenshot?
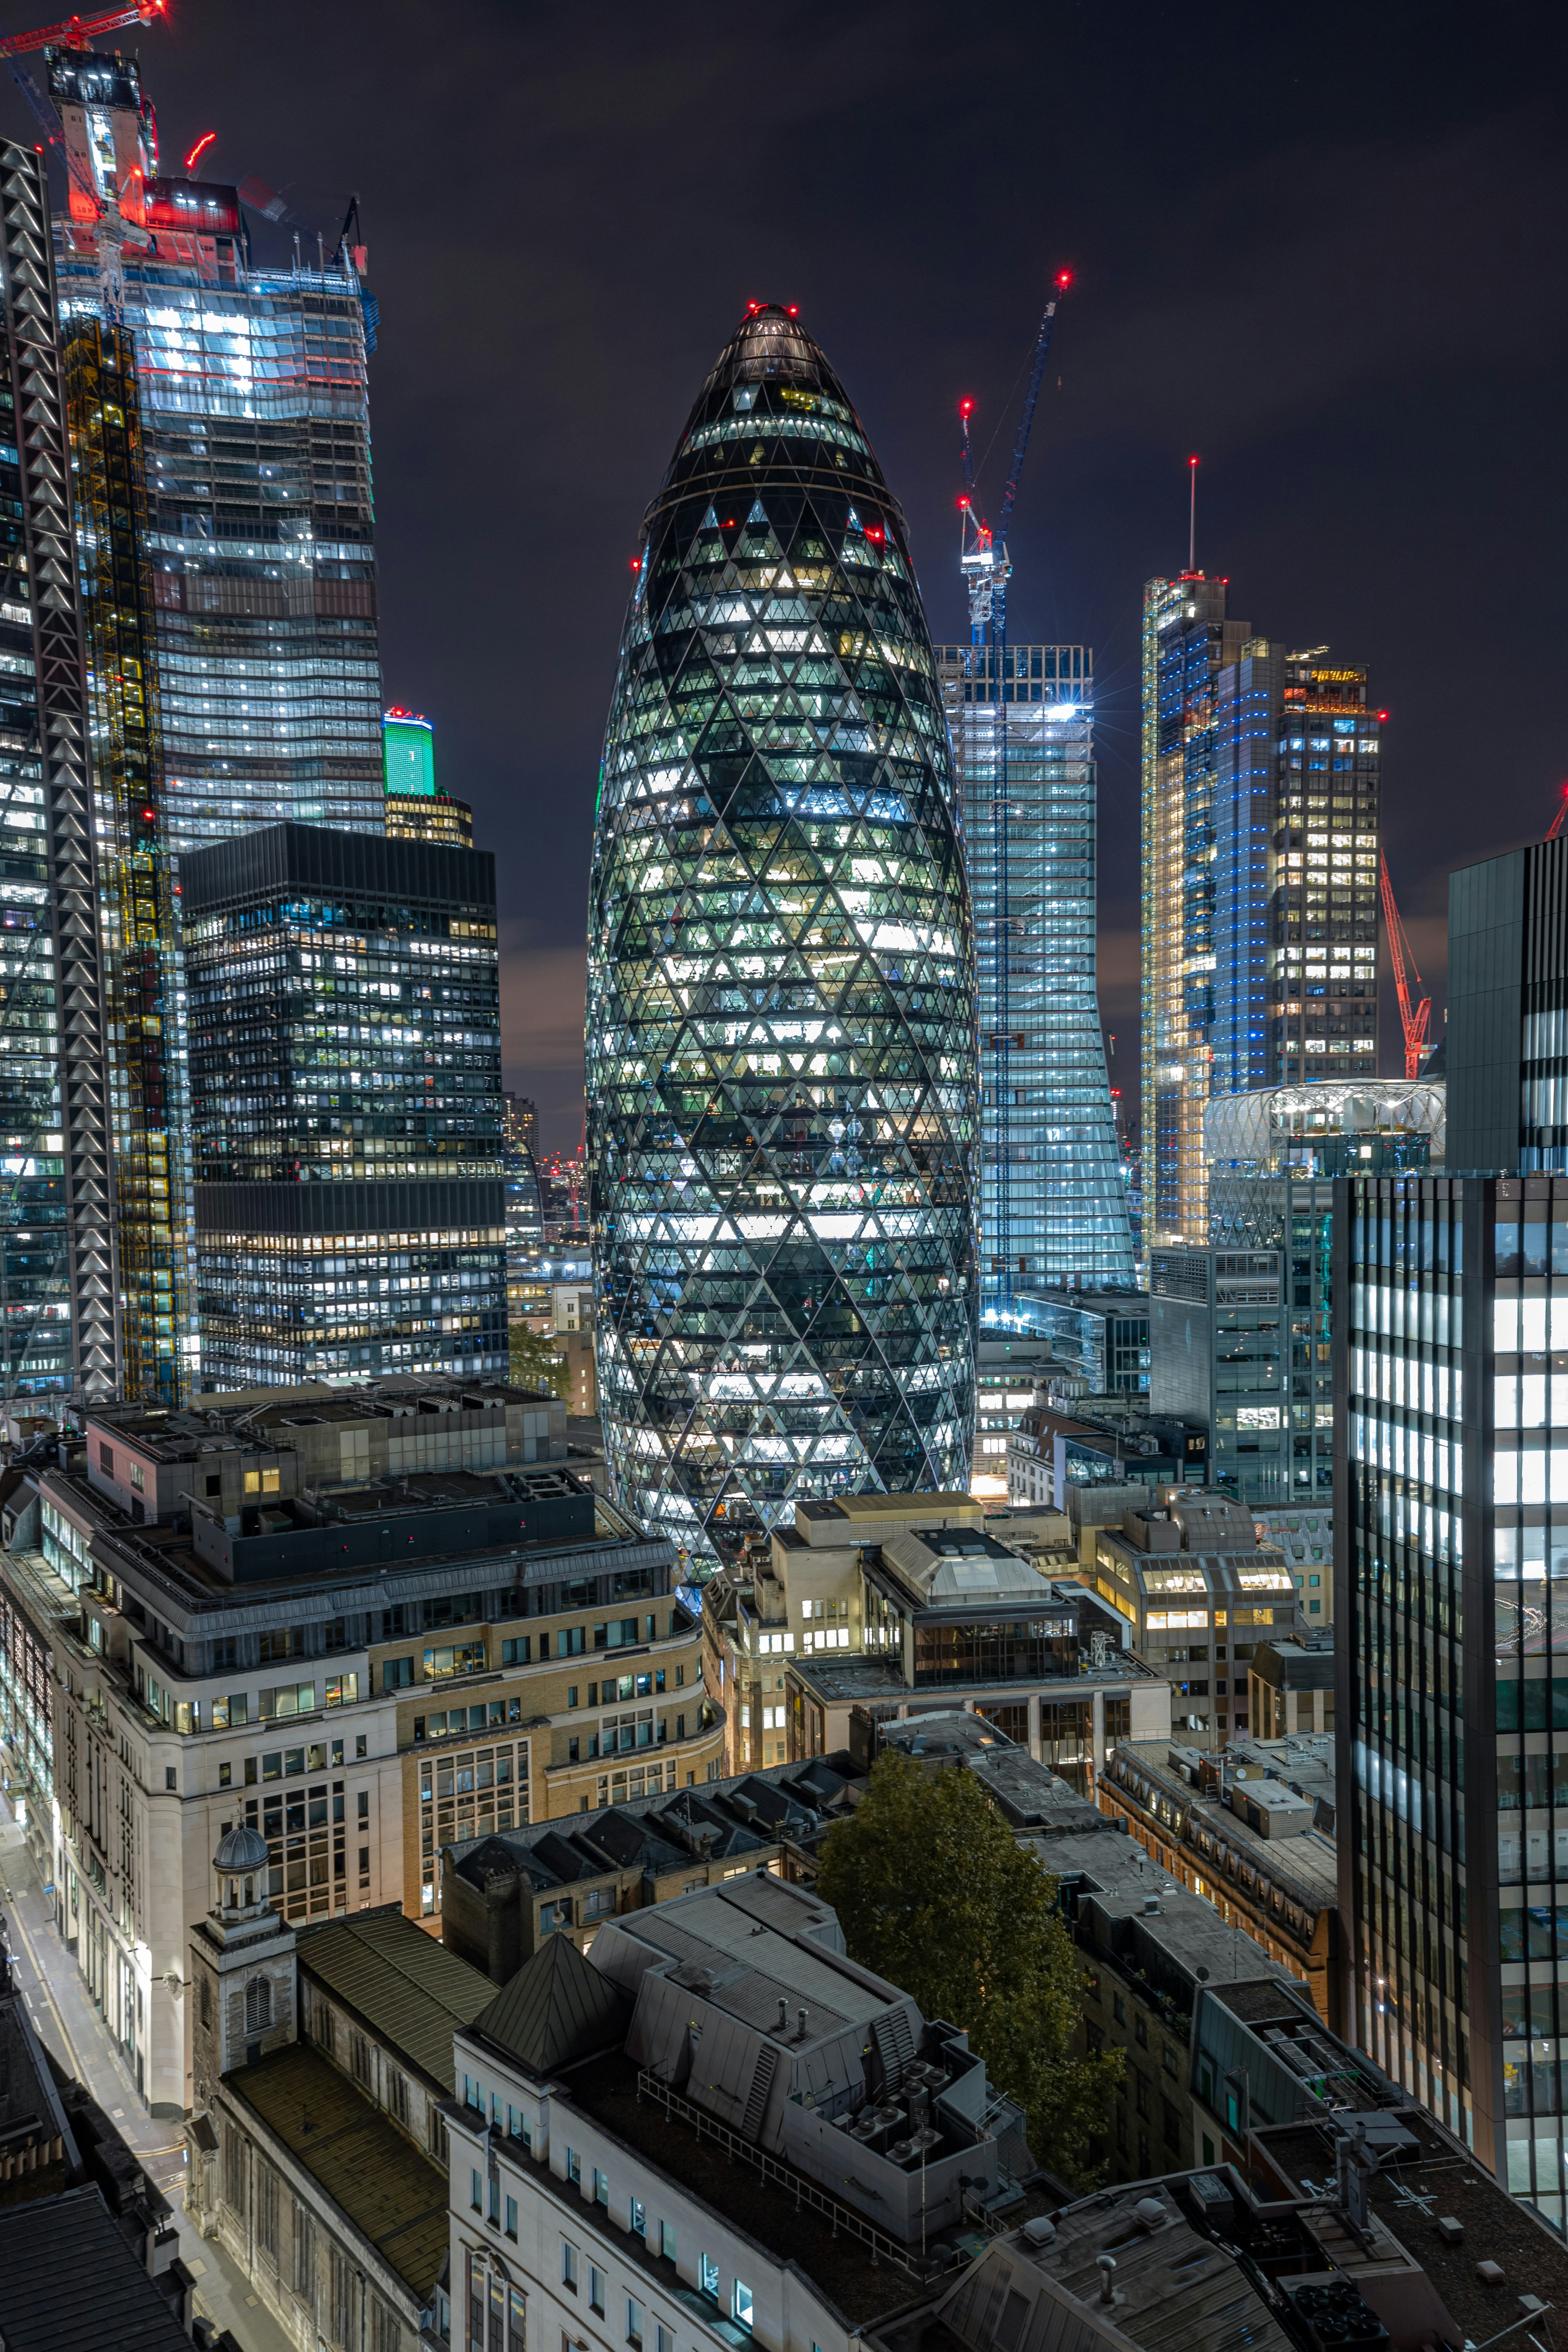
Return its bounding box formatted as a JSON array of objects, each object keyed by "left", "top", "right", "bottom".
[{"left": 588, "top": 303, "right": 978, "bottom": 1563}]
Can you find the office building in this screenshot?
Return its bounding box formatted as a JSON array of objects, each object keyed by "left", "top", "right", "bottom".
[
  {"left": 1086, "top": 1492, "right": 1301, "bottom": 1748},
  {"left": 1100, "top": 1734, "right": 1340, "bottom": 2024},
  {"left": 935, "top": 642, "right": 1134, "bottom": 1305},
  {"left": 50, "top": 44, "right": 384, "bottom": 852},
  {"left": 1009, "top": 1288, "right": 1151, "bottom": 1394},
  {"left": 701, "top": 1491, "right": 1171, "bottom": 1786},
  {"left": 1006, "top": 1398, "right": 1208, "bottom": 1525},
  {"left": 65, "top": 318, "right": 196, "bottom": 1407},
  {"left": 0, "top": 1374, "right": 720, "bottom": 2113},
  {"left": 587, "top": 302, "right": 978, "bottom": 1561},
  {"left": 446, "top": 1872, "right": 1039, "bottom": 2352},
  {"left": 1053, "top": 1823, "right": 1306, "bottom": 2180},
  {"left": 0, "top": 140, "right": 117, "bottom": 1406},
  {"left": 501, "top": 1094, "right": 537, "bottom": 1158},
  {"left": 383, "top": 705, "right": 473, "bottom": 848},
  {"left": 502, "top": 1142, "right": 545, "bottom": 1323},
  {"left": 1337, "top": 1166, "right": 1568, "bottom": 2221},
  {"left": 181, "top": 824, "right": 507, "bottom": 1387},
  {"left": 972, "top": 1329, "right": 1059, "bottom": 1496},
  {"left": 1448, "top": 831, "right": 1568, "bottom": 1173},
  {"left": 1155, "top": 1079, "right": 1446, "bottom": 1506},
  {"left": 1141, "top": 573, "right": 1382, "bottom": 1247}
]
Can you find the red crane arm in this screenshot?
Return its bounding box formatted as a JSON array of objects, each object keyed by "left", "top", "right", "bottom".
[
  {"left": 1548, "top": 781, "right": 1568, "bottom": 841},
  {"left": 0, "top": 0, "right": 163, "bottom": 57},
  {"left": 1379, "top": 850, "right": 1432, "bottom": 1082}
]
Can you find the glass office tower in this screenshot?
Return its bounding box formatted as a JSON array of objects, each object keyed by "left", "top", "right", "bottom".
[
  {"left": 182, "top": 825, "right": 506, "bottom": 1387},
  {"left": 1335, "top": 1171, "right": 1568, "bottom": 2223},
  {"left": 49, "top": 44, "right": 383, "bottom": 853},
  {"left": 935, "top": 644, "right": 1134, "bottom": 1306},
  {"left": 1143, "top": 574, "right": 1381, "bottom": 1247},
  {"left": 588, "top": 303, "right": 978, "bottom": 1563}
]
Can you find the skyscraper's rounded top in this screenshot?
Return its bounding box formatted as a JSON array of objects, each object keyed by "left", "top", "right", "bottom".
[
  {"left": 214, "top": 1823, "right": 268, "bottom": 1873},
  {"left": 702, "top": 302, "right": 822, "bottom": 392},
  {"left": 651, "top": 301, "right": 901, "bottom": 547}
]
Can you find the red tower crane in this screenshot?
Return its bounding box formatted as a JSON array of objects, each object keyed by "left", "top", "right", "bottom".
[
  {"left": 0, "top": 1, "right": 164, "bottom": 57},
  {"left": 1379, "top": 851, "right": 1432, "bottom": 1081},
  {"left": 1547, "top": 781, "right": 1568, "bottom": 840}
]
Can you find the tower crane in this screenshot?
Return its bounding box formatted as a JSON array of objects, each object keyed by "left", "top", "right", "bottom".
[
  {"left": 0, "top": 0, "right": 164, "bottom": 54},
  {"left": 3, "top": 0, "right": 168, "bottom": 293},
  {"left": 1379, "top": 851, "right": 1432, "bottom": 1082},
  {"left": 1547, "top": 781, "right": 1568, "bottom": 841},
  {"left": 956, "top": 272, "right": 1071, "bottom": 1310}
]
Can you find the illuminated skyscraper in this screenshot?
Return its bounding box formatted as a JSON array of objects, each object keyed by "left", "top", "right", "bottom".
[
  {"left": 0, "top": 141, "right": 116, "bottom": 1402},
  {"left": 382, "top": 707, "right": 473, "bottom": 847},
  {"left": 1141, "top": 575, "right": 1381, "bottom": 1247},
  {"left": 48, "top": 44, "right": 384, "bottom": 853},
  {"left": 935, "top": 642, "right": 1134, "bottom": 1304},
  {"left": 588, "top": 303, "right": 978, "bottom": 1561}
]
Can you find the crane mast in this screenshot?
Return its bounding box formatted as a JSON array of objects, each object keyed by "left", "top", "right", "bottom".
[
  {"left": 956, "top": 272, "right": 1070, "bottom": 1311},
  {"left": 1379, "top": 851, "right": 1432, "bottom": 1082}
]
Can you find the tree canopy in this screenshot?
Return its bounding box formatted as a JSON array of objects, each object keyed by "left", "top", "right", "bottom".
[
  {"left": 815, "top": 1746, "right": 1120, "bottom": 2186},
  {"left": 508, "top": 1322, "right": 570, "bottom": 1400}
]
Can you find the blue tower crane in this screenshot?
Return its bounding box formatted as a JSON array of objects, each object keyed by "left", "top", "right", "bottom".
[{"left": 957, "top": 271, "right": 1072, "bottom": 1313}]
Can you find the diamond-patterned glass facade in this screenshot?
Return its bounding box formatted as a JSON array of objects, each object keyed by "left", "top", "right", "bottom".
[{"left": 588, "top": 305, "right": 978, "bottom": 1563}]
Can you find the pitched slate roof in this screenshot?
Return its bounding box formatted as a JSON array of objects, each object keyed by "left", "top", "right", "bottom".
[
  {"left": 0, "top": 2187, "right": 192, "bottom": 2352},
  {"left": 296, "top": 1908, "right": 493, "bottom": 2091},
  {"left": 232, "top": 2042, "right": 450, "bottom": 2304},
  {"left": 470, "top": 1932, "right": 631, "bottom": 2077}
]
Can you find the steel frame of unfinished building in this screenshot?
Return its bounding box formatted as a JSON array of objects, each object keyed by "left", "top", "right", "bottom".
[
  {"left": 937, "top": 642, "right": 1134, "bottom": 1306},
  {"left": 0, "top": 140, "right": 117, "bottom": 1401}
]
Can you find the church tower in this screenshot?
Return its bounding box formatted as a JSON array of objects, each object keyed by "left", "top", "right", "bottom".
[{"left": 188, "top": 1824, "right": 297, "bottom": 2109}]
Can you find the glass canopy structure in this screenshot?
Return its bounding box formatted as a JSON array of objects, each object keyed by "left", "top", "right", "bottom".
[{"left": 588, "top": 303, "right": 979, "bottom": 1563}]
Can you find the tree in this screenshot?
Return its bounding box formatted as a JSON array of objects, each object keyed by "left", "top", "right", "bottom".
[
  {"left": 815, "top": 1746, "right": 1121, "bottom": 2187},
  {"left": 508, "top": 1322, "right": 569, "bottom": 1401}
]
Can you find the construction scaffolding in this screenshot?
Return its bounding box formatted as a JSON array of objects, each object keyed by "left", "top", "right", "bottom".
[{"left": 64, "top": 317, "right": 192, "bottom": 1404}]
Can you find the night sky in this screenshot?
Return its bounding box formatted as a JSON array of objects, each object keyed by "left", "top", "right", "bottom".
[{"left": 30, "top": 0, "right": 1568, "bottom": 1148}]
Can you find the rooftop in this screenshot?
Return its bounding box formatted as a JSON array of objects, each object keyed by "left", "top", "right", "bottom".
[
  {"left": 448, "top": 1753, "right": 858, "bottom": 1900},
  {"left": 297, "top": 1909, "right": 495, "bottom": 2092},
  {"left": 229, "top": 2039, "right": 450, "bottom": 2304},
  {"left": 1106, "top": 1741, "right": 1338, "bottom": 1907},
  {"left": 0, "top": 2184, "right": 195, "bottom": 2352}
]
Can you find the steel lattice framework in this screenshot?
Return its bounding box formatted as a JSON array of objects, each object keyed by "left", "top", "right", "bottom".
[{"left": 588, "top": 304, "right": 979, "bottom": 1563}]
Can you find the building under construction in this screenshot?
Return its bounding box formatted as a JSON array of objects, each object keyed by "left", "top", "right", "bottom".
[
  {"left": 1140, "top": 574, "right": 1382, "bottom": 1249},
  {"left": 937, "top": 643, "right": 1135, "bottom": 1304},
  {"left": 24, "top": 31, "right": 389, "bottom": 1401},
  {"left": 47, "top": 43, "right": 384, "bottom": 854}
]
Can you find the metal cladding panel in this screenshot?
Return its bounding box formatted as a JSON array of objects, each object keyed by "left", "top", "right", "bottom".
[
  {"left": 1447, "top": 845, "right": 1527, "bottom": 1173},
  {"left": 587, "top": 303, "right": 978, "bottom": 1563},
  {"left": 180, "top": 820, "right": 496, "bottom": 916},
  {"left": 193, "top": 1179, "right": 504, "bottom": 1235}
]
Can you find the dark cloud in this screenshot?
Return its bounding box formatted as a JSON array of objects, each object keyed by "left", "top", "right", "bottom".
[{"left": 79, "top": 0, "right": 1568, "bottom": 1143}]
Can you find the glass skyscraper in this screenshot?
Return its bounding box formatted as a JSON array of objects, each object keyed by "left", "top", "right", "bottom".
[
  {"left": 1142, "top": 574, "right": 1381, "bottom": 1248},
  {"left": 0, "top": 139, "right": 116, "bottom": 1402},
  {"left": 49, "top": 44, "right": 383, "bottom": 852},
  {"left": 588, "top": 303, "right": 978, "bottom": 1563},
  {"left": 936, "top": 642, "right": 1133, "bottom": 1305},
  {"left": 182, "top": 825, "right": 506, "bottom": 1387}
]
